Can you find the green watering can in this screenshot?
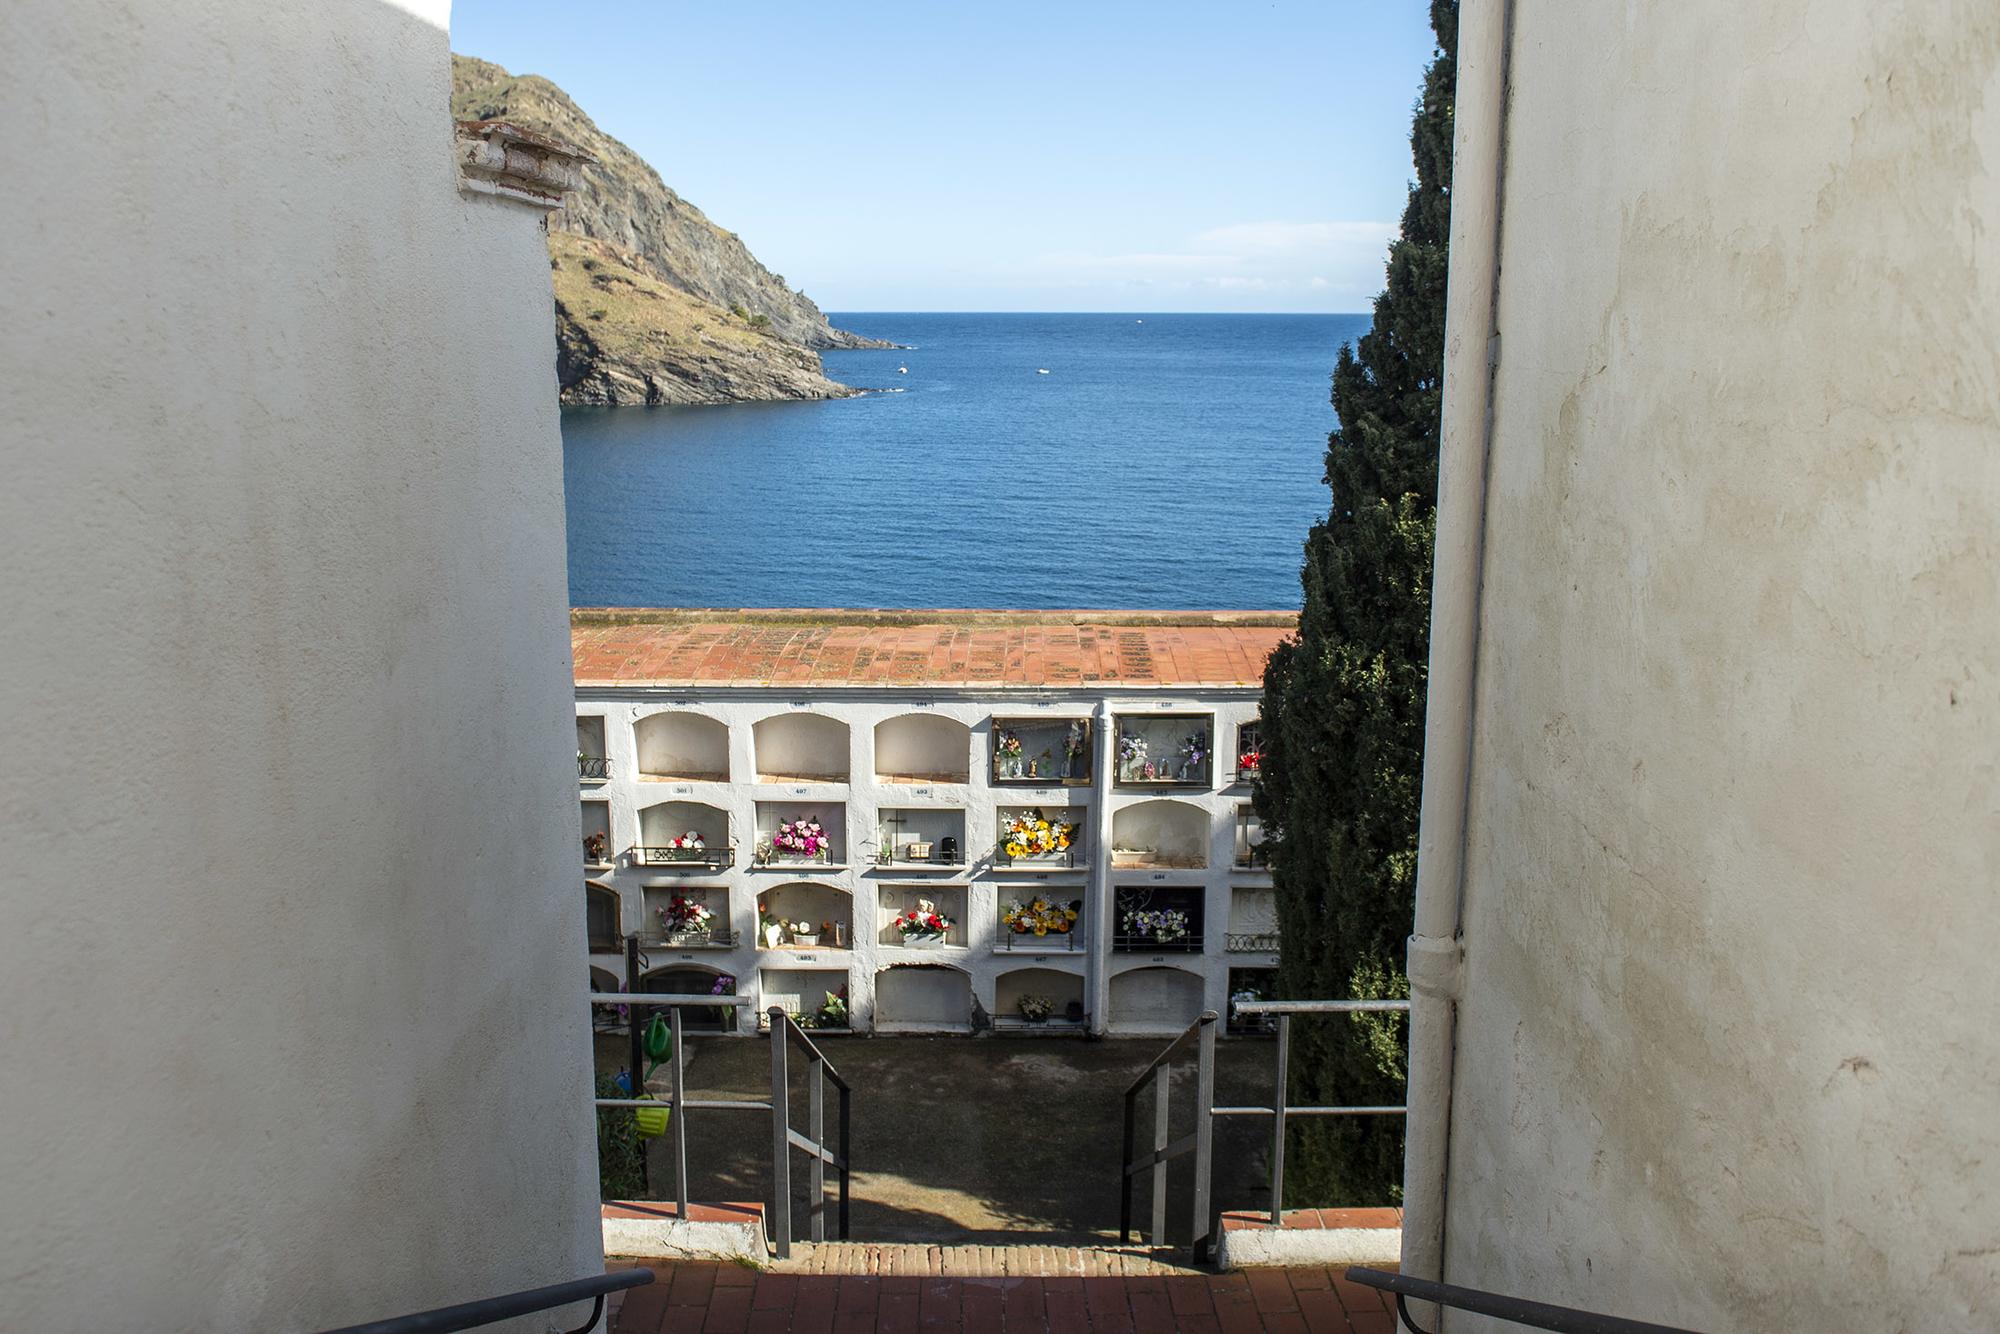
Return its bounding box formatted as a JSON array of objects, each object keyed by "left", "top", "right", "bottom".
[{"left": 632, "top": 1014, "right": 674, "bottom": 1138}]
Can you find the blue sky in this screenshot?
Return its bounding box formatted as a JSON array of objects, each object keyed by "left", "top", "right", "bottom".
[{"left": 452, "top": 2, "right": 1438, "bottom": 313}]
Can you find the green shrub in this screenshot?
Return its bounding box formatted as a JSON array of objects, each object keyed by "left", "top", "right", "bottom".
[{"left": 594, "top": 1070, "right": 645, "bottom": 1200}]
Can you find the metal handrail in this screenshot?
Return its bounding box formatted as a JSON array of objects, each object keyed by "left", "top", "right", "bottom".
[
  {"left": 1228, "top": 999, "right": 1409, "bottom": 1226},
  {"left": 1118, "top": 1010, "right": 1219, "bottom": 1260},
  {"left": 768, "top": 1007, "right": 851, "bottom": 1258},
  {"left": 590, "top": 988, "right": 756, "bottom": 1222},
  {"left": 1345, "top": 1267, "right": 1705, "bottom": 1334},
  {"left": 317, "top": 1269, "right": 651, "bottom": 1334}
]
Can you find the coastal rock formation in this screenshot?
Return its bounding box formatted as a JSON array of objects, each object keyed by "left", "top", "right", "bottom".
[{"left": 451, "top": 54, "right": 891, "bottom": 405}]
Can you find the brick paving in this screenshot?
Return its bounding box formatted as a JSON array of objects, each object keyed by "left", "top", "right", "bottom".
[
  {"left": 604, "top": 1259, "right": 1401, "bottom": 1333},
  {"left": 570, "top": 609, "right": 1294, "bottom": 689}
]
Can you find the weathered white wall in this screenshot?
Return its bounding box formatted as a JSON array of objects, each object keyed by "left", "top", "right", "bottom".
[
  {"left": 576, "top": 688, "right": 1268, "bottom": 1033},
  {"left": 0, "top": 0, "right": 599, "bottom": 1328},
  {"left": 1441, "top": 3, "right": 2000, "bottom": 1328}
]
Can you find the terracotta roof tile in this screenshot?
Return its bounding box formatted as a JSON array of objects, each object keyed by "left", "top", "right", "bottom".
[{"left": 571, "top": 610, "right": 1294, "bottom": 690}]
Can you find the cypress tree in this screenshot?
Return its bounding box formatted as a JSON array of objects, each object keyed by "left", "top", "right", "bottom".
[{"left": 1254, "top": 0, "right": 1456, "bottom": 1205}]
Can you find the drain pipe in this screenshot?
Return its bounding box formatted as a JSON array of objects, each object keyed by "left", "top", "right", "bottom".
[{"left": 1402, "top": 0, "right": 1512, "bottom": 1327}]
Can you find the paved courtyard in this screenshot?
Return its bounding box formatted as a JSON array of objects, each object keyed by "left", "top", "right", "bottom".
[{"left": 599, "top": 1033, "right": 1312, "bottom": 1246}]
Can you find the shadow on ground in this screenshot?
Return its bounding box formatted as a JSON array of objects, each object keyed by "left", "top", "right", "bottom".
[{"left": 597, "top": 1032, "right": 1285, "bottom": 1246}]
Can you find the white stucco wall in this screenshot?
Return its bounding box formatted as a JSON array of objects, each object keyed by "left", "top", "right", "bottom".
[
  {"left": 1439, "top": 3, "right": 2000, "bottom": 1329},
  {"left": 576, "top": 687, "right": 1271, "bottom": 1033},
  {"left": 0, "top": 1, "right": 599, "bottom": 1328}
]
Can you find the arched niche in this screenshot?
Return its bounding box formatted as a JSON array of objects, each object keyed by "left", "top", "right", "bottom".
[
  {"left": 634, "top": 711, "right": 729, "bottom": 782},
  {"left": 753, "top": 712, "right": 849, "bottom": 783},
  {"left": 1111, "top": 799, "right": 1210, "bottom": 869},
  {"left": 585, "top": 881, "right": 621, "bottom": 952},
  {"left": 873, "top": 964, "right": 972, "bottom": 1031},
  {"left": 874, "top": 714, "right": 971, "bottom": 784},
  {"left": 1107, "top": 966, "right": 1205, "bottom": 1034},
  {"left": 994, "top": 966, "right": 1087, "bottom": 1030},
  {"left": 640, "top": 963, "right": 739, "bottom": 1033}
]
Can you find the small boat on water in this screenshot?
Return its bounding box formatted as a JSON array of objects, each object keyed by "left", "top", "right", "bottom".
[
  {"left": 1037, "top": 368, "right": 1050, "bottom": 375},
  {"left": 898, "top": 365, "right": 908, "bottom": 374}
]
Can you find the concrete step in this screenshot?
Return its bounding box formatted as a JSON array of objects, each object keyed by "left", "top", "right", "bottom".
[{"left": 770, "top": 1241, "right": 1201, "bottom": 1277}]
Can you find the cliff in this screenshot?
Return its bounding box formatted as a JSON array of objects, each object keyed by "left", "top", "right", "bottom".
[{"left": 451, "top": 54, "right": 893, "bottom": 405}]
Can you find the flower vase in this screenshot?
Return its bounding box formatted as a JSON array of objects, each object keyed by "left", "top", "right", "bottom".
[
  {"left": 904, "top": 933, "right": 944, "bottom": 949},
  {"left": 795, "top": 934, "right": 818, "bottom": 948}
]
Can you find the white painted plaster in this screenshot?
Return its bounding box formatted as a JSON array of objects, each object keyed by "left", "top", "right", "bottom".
[
  {"left": 574, "top": 688, "right": 1267, "bottom": 1035},
  {"left": 1435, "top": 4, "right": 2000, "bottom": 1329},
  {"left": 1215, "top": 1226, "right": 1403, "bottom": 1271},
  {"left": 0, "top": 1, "right": 598, "bottom": 1327}
]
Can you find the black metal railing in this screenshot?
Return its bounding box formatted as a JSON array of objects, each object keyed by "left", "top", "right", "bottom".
[
  {"left": 1344, "top": 1267, "right": 1705, "bottom": 1334},
  {"left": 993, "top": 927, "right": 1086, "bottom": 952},
  {"left": 1225, "top": 931, "right": 1279, "bottom": 953},
  {"left": 631, "top": 843, "right": 733, "bottom": 871},
  {"left": 1219, "top": 1000, "right": 1409, "bottom": 1225},
  {"left": 317, "top": 1269, "right": 652, "bottom": 1334},
  {"left": 1232, "top": 846, "right": 1270, "bottom": 870},
  {"left": 1119, "top": 1010, "right": 1218, "bottom": 1260},
  {"left": 876, "top": 845, "right": 968, "bottom": 867},
  {"left": 1112, "top": 932, "right": 1205, "bottom": 953},
  {"left": 637, "top": 927, "right": 738, "bottom": 949},
  {"left": 769, "top": 1007, "right": 851, "bottom": 1259},
  {"left": 579, "top": 755, "right": 612, "bottom": 780}
]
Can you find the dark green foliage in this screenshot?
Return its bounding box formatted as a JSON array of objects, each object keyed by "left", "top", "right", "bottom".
[
  {"left": 595, "top": 1071, "right": 646, "bottom": 1200},
  {"left": 1254, "top": 0, "right": 1455, "bottom": 1205}
]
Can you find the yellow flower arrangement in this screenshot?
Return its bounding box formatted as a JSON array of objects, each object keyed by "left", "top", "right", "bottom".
[
  {"left": 1002, "top": 897, "right": 1083, "bottom": 936},
  {"left": 1001, "top": 808, "right": 1078, "bottom": 860}
]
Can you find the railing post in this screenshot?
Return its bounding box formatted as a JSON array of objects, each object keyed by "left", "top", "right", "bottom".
[
  {"left": 1150, "top": 1073, "right": 1169, "bottom": 1246},
  {"left": 1270, "top": 1012, "right": 1290, "bottom": 1225},
  {"left": 808, "top": 1055, "right": 826, "bottom": 1242},
  {"left": 837, "top": 1080, "right": 851, "bottom": 1240},
  {"left": 769, "top": 1008, "right": 791, "bottom": 1259},
  {"left": 669, "top": 1004, "right": 689, "bottom": 1221},
  {"left": 1190, "top": 1011, "right": 1217, "bottom": 1263},
  {"left": 1118, "top": 1087, "right": 1136, "bottom": 1244},
  {"left": 625, "top": 936, "right": 648, "bottom": 1195}
]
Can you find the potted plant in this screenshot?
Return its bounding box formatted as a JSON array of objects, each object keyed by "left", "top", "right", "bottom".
[
  {"left": 1001, "top": 809, "right": 1078, "bottom": 863},
  {"left": 656, "top": 894, "right": 714, "bottom": 946},
  {"left": 1018, "top": 994, "right": 1054, "bottom": 1024},
  {"left": 791, "top": 919, "right": 818, "bottom": 947},
  {"left": 583, "top": 830, "right": 609, "bottom": 864},
  {"left": 894, "top": 899, "right": 953, "bottom": 947},
  {"left": 816, "top": 987, "right": 848, "bottom": 1029}
]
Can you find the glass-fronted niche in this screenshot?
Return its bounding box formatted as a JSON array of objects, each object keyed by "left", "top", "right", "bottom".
[
  {"left": 991, "top": 718, "right": 1092, "bottom": 785},
  {"left": 1114, "top": 714, "right": 1213, "bottom": 787}
]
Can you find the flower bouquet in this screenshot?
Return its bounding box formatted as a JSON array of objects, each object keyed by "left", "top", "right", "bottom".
[
  {"left": 657, "top": 894, "right": 714, "bottom": 944},
  {"left": 771, "top": 817, "right": 831, "bottom": 862},
  {"left": 1237, "top": 748, "right": 1262, "bottom": 777},
  {"left": 1001, "top": 809, "right": 1078, "bottom": 862},
  {"left": 1177, "top": 730, "right": 1209, "bottom": 780},
  {"left": 1122, "top": 907, "right": 1191, "bottom": 944},
  {"left": 1018, "top": 994, "right": 1054, "bottom": 1023},
  {"left": 993, "top": 728, "right": 1025, "bottom": 778},
  {"left": 790, "top": 919, "right": 818, "bottom": 947},
  {"left": 1118, "top": 733, "right": 1149, "bottom": 781},
  {"left": 893, "top": 899, "right": 953, "bottom": 946},
  {"left": 656, "top": 829, "right": 711, "bottom": 863},
  {"left": 1002, "top": 897, "right": 1081, "bottom": 939},
  {"left": 583, "top": 830, "right": 610, "bottom": 864}
]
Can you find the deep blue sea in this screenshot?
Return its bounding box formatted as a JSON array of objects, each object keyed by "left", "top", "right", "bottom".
[{"left": 561, "top": 312, "right": 1371, "bottom": 609}]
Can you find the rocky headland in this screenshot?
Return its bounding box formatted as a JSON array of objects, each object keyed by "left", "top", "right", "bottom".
[{"left": 452, "top": 55, "right": 895, "bottom": 406}]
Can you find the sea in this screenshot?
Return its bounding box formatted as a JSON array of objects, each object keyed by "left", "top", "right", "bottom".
[{"left": 560, "top": 312, "right": 1372, "bottom": 610}]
